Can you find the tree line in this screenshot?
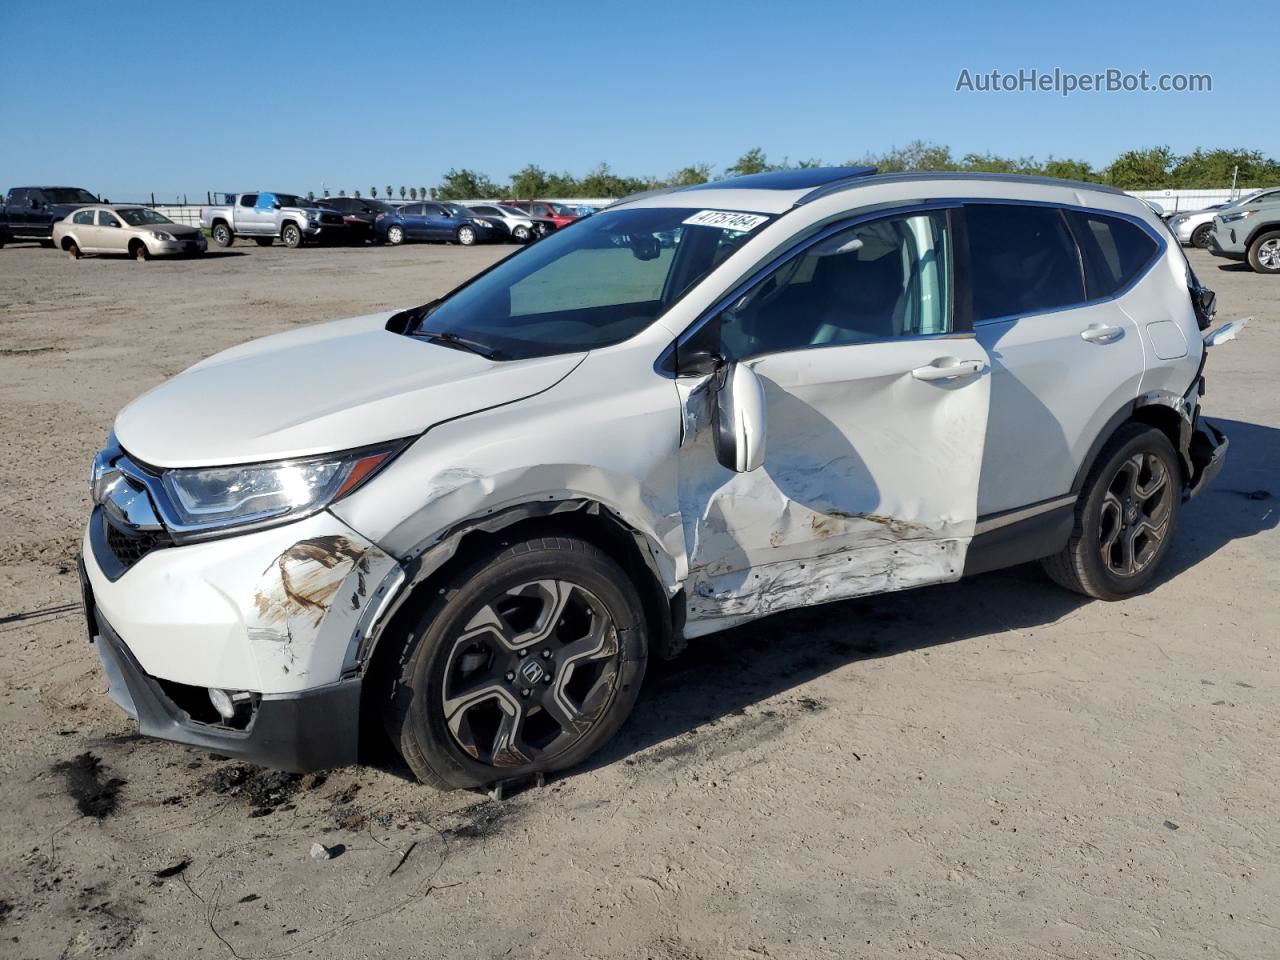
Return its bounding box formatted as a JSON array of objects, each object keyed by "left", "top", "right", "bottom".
[{"left": 419, "top": 143, "right": 1280, "bottom": 200}]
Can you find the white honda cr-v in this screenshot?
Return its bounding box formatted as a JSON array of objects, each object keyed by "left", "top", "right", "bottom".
[{"left": 82, "top": 168, "right": 1234, "bottom": 789}]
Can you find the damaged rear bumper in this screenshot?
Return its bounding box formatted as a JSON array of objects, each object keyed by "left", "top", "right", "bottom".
[
  {"left": 89, "top": 598, "right": 360, "bottom": 772},
  {"left": 1186, "top": 417, "right": 1228, "bottom": 500}
]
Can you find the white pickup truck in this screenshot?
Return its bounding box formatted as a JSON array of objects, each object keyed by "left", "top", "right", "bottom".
[{"left": 200, "top": 192, "right": 348, "bottom": 248}]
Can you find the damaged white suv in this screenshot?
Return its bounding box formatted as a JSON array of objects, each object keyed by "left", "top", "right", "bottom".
[{"left": 82, "top": 168, "right": 1232, "bottom": 789}]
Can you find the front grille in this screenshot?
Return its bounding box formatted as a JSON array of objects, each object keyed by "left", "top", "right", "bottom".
[{"left": 104, "top": 519, "right": 168, "bottom": 571}]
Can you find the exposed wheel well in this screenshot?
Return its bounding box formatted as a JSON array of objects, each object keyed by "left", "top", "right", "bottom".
[
  {"left": 1075, "top": 402, "right": 1190, "bottom": 497},
  {"left": 60, "top": 236, "right": 76, "bottom": 250},
  {"left": 357, "top": 506, "right": 676, "bottom": 759},
  {"left": 211, "top": 218, "right": 229, "bottom": 230},
  {"left": 127, "top": 238, "right": 145, "bottom": 254}
]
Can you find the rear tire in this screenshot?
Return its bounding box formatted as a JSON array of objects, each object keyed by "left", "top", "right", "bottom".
[
  {"left": 211, "top": 222, "right": 234, "bottom": 247},
  {"left": 66, "top": 240, "right": 80, "bottom": 260},
  {"left": 281, "top": 223, "right": 303, "bottom": 248},
  {"left": 1042, "top": 423, "right": 1181, "bottom": 600},
  {"left": 1246, "top": 231, "right": 1280, "bottom": 274},
  {"left": 253, "top": 237, "right": 273, "bottom": 247},
  {"left": 1190, "top": 223, "right": 1213, "bottom": 249},
  {"left": 384, "top": 535, "right": 648, "bottom": 790}
]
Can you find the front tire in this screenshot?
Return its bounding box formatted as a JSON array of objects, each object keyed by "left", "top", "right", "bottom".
[
  {"left": 1042, "top": 424, "right": 1181, "bottom": 600},
  {"left": 211, "top": 222, "right": 234, "bottom": 247},
  {"left": 456, "top": 225, "right": 477, "bottom": 246},
  {"left": 386, "top": 224, "right": 405, "bottom": 245},
  {"left": 281, "top": 223, "right": 303, "bottom": 248},
  {"left": 130, "top": 240, "right": 150, "bottom": 261},
  {"left": 1190, "top": 223, "right": 1213, "bottom": 249},
  {"left": 1246, "top": 231, "right": 1280, "bottom": 274},
  {"left": 385, "top": 536, "right": 648, "bottom": 790},
  {"left": 513, "top": 225, "right": 531, "bottom": 243}
]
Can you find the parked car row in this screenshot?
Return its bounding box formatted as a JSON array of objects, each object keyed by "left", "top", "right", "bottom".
[
  {"left": 0, "top": 185, "right": 583, "bottom": 258},
  {"left": 1165, "top": 188, "right": 1280, "bottom": 250}
]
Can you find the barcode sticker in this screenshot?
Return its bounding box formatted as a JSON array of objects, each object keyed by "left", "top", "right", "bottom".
[{"left": 682, "top": 210, "right": 769, "bottom": 232}]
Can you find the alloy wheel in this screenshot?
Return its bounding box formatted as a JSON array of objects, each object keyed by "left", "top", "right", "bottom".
[
  {"left": 1097, "top": 452, "right": 1173, "bottom": 577},
  {"left": 1258, "top": 238, "right": 1280, "bottom": 271},
  {"left": 440, "top": 579, "right": 622, "bottom": 768},
  {"left": 388, "top": 226, "right": 403, "bottom": 245},
  {"left": 458, "top": 226, "right": 476, "bottom": 245}
]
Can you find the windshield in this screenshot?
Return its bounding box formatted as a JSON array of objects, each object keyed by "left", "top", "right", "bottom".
[
  {"left": 117, "top": 208, "right": 174, "bottom": 226},
  {"left": 44, "top": 188, "right": 99, "bottom": 205},
  {"left": 409, "top": 206, "right": 772, "bottom": 359}
]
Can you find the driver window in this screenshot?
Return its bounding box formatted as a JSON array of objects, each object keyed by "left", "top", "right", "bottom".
[
  {"left": 98, "top": 211, "right": 121, "bottom": 228},
  {"left": 720, "top": 210, "right": 952, "bottom": 360}
]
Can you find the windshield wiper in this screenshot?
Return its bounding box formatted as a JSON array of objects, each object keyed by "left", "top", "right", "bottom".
[{"left": 419, "top": 329, "right": 503, "bottom": 360}]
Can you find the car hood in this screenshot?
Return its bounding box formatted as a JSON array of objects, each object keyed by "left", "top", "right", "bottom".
[{"left": 115, "top": 311, "right": 585, "bottom": 468}]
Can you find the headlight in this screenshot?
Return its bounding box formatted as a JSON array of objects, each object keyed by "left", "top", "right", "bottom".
[
  {"left": 150, "top": 231, "right": 175, "bottom": 241},
  {"left": 1220, "top": 211, "right": 1256, "bottom": 223},
  {"left": 159, "top": 441, "right": 406, "bottom": 535}
]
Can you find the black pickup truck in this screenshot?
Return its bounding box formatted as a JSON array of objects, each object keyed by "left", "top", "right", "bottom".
[{"left": 0, "top": 186, "right": 102, "bottom": 246}]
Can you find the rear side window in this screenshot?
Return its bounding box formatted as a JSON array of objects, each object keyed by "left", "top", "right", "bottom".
[
  {"left": 73, "top": 209, "right": 95, "bottom": 225},
  {"left": 965, "top": 204, "right": 1084, "bottom": 322},
  {"left": 1067, "top": 211, "right": 1159, "bottom": 299},
  {"left": 9, "top": 189, "right": 28, "bottom": 205}
]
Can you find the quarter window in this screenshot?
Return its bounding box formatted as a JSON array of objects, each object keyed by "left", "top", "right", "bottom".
[
  {"left": 965, "top": 204, "right": 1084, "bottom": 322},
  {"left": 1067, "top": 211, "right": 1158, "bottom": 299},
  {"left": 719, "top": 210, "right": 952, "bottom": 360},
  {"left": 72, "top": 209, "right": 95, "bottom": 225}
]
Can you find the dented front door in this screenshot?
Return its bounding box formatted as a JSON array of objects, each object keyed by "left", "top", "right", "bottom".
[
  {"left": 675, "top": 207, "right": 991, "bottom": 633},
  {"left": 678, "top": 340, "right": 990, "bottom": 630}
]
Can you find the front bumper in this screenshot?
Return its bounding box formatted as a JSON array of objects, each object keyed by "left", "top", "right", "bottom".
[
  {"left": 149, "top": 235, "right": 208, "bottom": 255},
  {"left": 1206, "top": 227, "right": 1247, "bottom": 260},
  {"left": 87, "top": 590, "right": 360, "bottom": 772}
]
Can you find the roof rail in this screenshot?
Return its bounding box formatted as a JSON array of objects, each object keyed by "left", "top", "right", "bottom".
[{"left": 798, "top": 170, "right": 1126, "bottom": 205}]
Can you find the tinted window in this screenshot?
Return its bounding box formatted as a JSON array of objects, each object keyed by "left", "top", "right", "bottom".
[
  {"left": 8, "top": 189, "right": 28, "bottom": 205},
  {"left": 424, "top": 204, "right": 446, "bottom": 216},
  {"left": 1067, "top": 212, "right": 1158, "bottom": 299},
  {"left": 239, "top": 194, "right": 258, "bottom": 208},
  {"left": 472, "top": 206, "right": 499, "bottom": 215},
  {"left": 72, "top": 209, "right": 95, "bottom": 225},
  {"left": 965, "top": 204, "right": 1084, "bottom": 321},
  {"left": 400, "top": 203, "right": 422, "bottom": 215},
  {"left": 720, "top": 211, "right": 952, "bottom": 360},
  {"left": 98, "top": 211, "right": 121, "bottom": 227}
]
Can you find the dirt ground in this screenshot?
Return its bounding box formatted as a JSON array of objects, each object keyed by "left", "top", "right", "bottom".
[{"left": 0, "top": 239, "right": 1276, "bottom": 960}]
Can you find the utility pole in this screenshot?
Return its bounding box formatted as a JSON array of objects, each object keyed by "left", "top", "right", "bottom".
[{"left": 1231, "top": 165, "right": 1239, "bottom": 198}]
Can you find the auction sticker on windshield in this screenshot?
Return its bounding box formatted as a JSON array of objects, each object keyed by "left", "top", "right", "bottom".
[{"left": 683, "top": 210, "right": 770, "bottom": 231}]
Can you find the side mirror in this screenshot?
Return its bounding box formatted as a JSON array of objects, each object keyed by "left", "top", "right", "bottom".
[{"left": 713, "top": 362, "right": 767, "bottom": 473}]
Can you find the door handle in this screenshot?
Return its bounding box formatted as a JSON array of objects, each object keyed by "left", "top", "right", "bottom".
[
  {"left": 1080, "top": 323, "right": 1124, "bottom": 344},
  {"left": 910, "top": 357, "right": 985, "bottom": 381}
]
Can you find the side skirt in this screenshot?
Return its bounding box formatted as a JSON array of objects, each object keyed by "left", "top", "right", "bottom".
[{"left": 963, "top": 495, "right": 1076, "bottom": 577}]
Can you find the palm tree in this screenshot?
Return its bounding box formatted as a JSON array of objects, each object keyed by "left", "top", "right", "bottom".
[
  {"left": 409, "top": 188, "right": 418, "bottom": 200},
  {"left": 386, "top": 185, "right": 392, "bottom": 199},
  {"left": 399, "top": 186, "right": 406, "bottom": 199},
  {"left": 307, "top": 191, "right": 315, "bottom": 201},
  {"left": 354, "top": 189, "right": 361, "bottom": 197},
  {"left": 420, "top": 186, "right": 428, "bottom": 201},
  {"left": 370, "top": 187, "right": 377, "bottom": 198}
]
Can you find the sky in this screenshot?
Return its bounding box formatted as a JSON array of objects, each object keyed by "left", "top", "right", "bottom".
[{"left": 0, "top": 0, "right": 1263, "bottom": 201}]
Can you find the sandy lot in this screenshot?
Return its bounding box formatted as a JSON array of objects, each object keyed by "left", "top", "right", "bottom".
[{"left": 0, "top": 240, "right": 1276, "bottom": 960}]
